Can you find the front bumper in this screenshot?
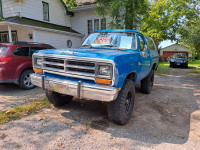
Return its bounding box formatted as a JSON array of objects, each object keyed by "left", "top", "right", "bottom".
[
  {"left": 171, "top": 62, "right": 188, "bottom": 66},
  {"left": 31, "top": 73, "right": 119, "bottom": 102}
]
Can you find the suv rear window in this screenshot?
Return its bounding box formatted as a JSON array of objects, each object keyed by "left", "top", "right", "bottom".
[{"left": 0, "top": 46, "right": 9, "bottom": 55}]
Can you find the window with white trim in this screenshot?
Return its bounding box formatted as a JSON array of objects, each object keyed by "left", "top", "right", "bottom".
[
  {"left": 43, "top": 2, "right": 49, "bottom": 21},
  {"left": 88, "top": 20, "right": 93, "bottom": 34},
  {"left": 0, "top": 31, "right": 18, "bottom": 43},
  {"left": 0, "top": 0, "right": 3, "bottom": 18},
  {"left": 87, "top": 18, "right": 107, "bottom": 34}
]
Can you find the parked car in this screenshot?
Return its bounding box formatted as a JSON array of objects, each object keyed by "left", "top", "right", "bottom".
[
  {"left": 31, "top": 29, "right": 159, "bottom": 125},
  {"left": 169, "top": 53, "right": 188, "bottom": 68},
  {"left": 0, "top": 42, "right": 54, "bottom": 90}
]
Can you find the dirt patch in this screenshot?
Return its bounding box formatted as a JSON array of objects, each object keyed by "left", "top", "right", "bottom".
[
  {"left": 0, "top": 84, "right": 45, "bottom": 112},
  {"left": 0, "top": 70, "right": 200, "bottom": 149}
]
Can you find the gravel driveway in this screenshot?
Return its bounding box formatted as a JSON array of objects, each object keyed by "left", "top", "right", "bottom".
[
  {"left": 0, "top": 84, "right": 45, "bottom": 112},
  {"left": 0, "top": 69, "right": 200, "bottom": 150}
]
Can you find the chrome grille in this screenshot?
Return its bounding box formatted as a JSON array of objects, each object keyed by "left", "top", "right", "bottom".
[{"left": 43, "top": 57, "right": 96, "bottom": 80}]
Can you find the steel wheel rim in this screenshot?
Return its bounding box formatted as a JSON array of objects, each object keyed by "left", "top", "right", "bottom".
[
  {"left": 24, "top": 74, "right": 33, "bottom": 88},
  {"left": 125, "top": 91, "right": 132, "bottom": 112}
]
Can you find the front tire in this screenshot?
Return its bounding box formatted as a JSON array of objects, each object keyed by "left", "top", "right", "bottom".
[
  {"left": 141, "top": 69, "right": 154, "bottom": 94},
  {"left": 45, "top": 90, "right": 73, "bottom": 106},
  {"left": 107, "top": 79, "right": 135, "bottom": 125}
]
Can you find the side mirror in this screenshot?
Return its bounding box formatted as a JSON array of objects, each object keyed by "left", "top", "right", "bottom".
[{"left": 144, "top": 45, "right": 148, "bottom": 51}]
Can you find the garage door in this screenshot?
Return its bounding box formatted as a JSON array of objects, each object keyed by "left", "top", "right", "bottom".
[{"left": 163, "top": 51, "right": 188, "bottom": 59}]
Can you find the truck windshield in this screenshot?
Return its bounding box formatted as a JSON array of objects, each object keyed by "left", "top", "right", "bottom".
[
  {"left": 0, "top": 46, "right": 9, "bottom": 55},
  {"left": 82, "top": 32, "right": 137, "bottom": 50}
]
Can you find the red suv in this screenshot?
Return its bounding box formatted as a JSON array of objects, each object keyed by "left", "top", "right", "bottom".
[{"left": 0, "top": 42, "right": 54, "bottom": 90}]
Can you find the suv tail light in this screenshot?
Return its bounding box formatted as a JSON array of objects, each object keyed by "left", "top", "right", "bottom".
[{"left": 0, "top": 57, "right": 12, "bottom": 64}]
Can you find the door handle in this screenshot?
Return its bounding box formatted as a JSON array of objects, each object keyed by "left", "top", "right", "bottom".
[{"left": 138, "top": 62, "right": 142, "bottom": 66}]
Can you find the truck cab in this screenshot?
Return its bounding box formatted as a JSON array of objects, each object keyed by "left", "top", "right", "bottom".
[{"left": 31, "top": 29, "right": 159, "bottom": 125}]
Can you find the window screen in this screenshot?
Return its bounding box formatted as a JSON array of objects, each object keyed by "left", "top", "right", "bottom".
[
  {"left": 0, "top": 31, "right": 18, "bottom": 43},
  {"left": 13, "top": 47, "right": 29, "bottom": 57},
  {"left": 0, "top": 0, "right": 3, "bottom": 17},
  {"left": 88, "top": 20, "right": 93, "bottom": 34},
  {"left": 43, "top": 2, "right": 49, "bottom": 21},
  {"left": 101, "top": 18, "right": 106, "bottom": 30},
  {"left": 94, "top": 19, "right": 99, "bottom": 30}
]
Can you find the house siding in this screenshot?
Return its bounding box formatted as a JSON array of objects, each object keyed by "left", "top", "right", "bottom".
[
  {"left": 2, "top": 0, "right": 71, "bottom": 27},
  {"left": 35, "top": 30, "right": 82, "bottom": 49},
  {"left": 2, "top": 0, "right": 19, "bottom": 18},
  {"left": 20, "top": 0, "right": 71, "bottom": 27},
  {"left": 71, "top": 10, "right": 111, "bottom": 41}
]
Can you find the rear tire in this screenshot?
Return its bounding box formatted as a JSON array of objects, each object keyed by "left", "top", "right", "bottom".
[
  {"left": 45, "top": 90, "right": 73, "bottom": 106},
  {"left": 141, "top": 69, "right": 154, "bottom": 94},
  {"left": 107, "top": 79, "right": 135, "bottom": 125},
  {"left": 19, "top": 70, "right": 35, "bottom": 90}
]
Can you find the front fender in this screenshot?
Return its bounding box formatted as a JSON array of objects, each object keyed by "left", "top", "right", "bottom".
[{"left": 113, "top": 53, "right": 140, "bottom": 88}]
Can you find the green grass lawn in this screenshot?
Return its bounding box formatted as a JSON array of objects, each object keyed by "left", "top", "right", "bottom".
[
  {"left": 188, "top": 60, "right": 200, "bottom": 67},
  {"left": 155, "top": 60, "right": 200, "bottom": 74}
]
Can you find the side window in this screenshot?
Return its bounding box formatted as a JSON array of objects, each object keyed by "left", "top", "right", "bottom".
[
  {"left": 147, "top": 37, "right": 156, "bottom": 51},
  {"left": 139, "top": 35, "right": 145, "bottom": 51},
  {"left": 13, "top": 47, "right": 29, "bottom": 57},
  {"left": 30, "top": 47, "right": 47, "bottom": 57}
]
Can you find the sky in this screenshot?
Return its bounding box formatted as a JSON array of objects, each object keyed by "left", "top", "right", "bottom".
[{"left": 159, "top": 40, "right": 176, "bottom": 49}]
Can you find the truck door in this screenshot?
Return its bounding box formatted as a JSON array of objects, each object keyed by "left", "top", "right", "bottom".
[{"left": 138, "top": 34, "right": 151, "bottom": 80}]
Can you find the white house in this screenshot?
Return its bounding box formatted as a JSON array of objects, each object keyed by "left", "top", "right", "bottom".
[
  {"left": 0, "top": 0, "right": 83, "bottom": 49},
  {"left": 160, "top": 44, "right": 192, "bottom": 59},
  {"left": 71, "top": 2, "right": 111, "bottom": 40}
]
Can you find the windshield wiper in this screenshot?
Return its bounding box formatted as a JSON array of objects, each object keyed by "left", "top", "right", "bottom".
[
  {"left": 81, "top": 45, "right": 92, "bottom": 47},
  {"left": 101, "top": 45, "right": 117, "bottom": 48}
]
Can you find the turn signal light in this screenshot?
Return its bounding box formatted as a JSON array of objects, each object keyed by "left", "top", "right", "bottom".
[
  {"left": 96, "top": 78, "right": 112, "bottom": 85},
  {"left": 33, "top": 68, "right": 43, "bottom": 74}
]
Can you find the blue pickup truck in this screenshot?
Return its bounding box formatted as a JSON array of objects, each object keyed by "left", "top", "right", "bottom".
[{"left": 31, "top": 29, "right": 159, "bottom": 125}]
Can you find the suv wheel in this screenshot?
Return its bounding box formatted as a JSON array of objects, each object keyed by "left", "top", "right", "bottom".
[
  {"left": 45, "top": 90, "right": 73, "bottom": 106},
  {"left": 107, "top": 79, "right": 135, "bottom": 125},
  {"left": 19, "top": 70, "right": 35, "bottom": 90},
  {"left": 141, "top": 69, "right": 154, "bottom": 94}
]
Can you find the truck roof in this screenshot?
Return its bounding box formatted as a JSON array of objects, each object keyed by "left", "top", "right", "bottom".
[{"left": 92, "top": 29, "right": 140, "bottom": 33}]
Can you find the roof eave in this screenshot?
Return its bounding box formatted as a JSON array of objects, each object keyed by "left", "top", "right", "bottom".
[
  {"left": 60, "top": 0, "right": 74, "bottom": 16},
  {"left": 0, "top": 21, "right": 83, "bottom": 37}
]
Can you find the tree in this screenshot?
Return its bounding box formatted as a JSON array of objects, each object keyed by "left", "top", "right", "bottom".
[
  {"left": 65, "top": 0, "right": 149, "bottom": 30},
  {"left": 141, "top": 0, "right": 200, "bottom": 50},
  {"left": 178, "top": 18, "right": 200, "bottom": 59},
  {"left": 95, "top": 0, "right": 149, "bottom": 29}
]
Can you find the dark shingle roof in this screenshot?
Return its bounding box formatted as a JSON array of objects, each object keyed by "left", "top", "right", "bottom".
[{"left": 2, "top": 17, "right": 80, "bottom": 34}]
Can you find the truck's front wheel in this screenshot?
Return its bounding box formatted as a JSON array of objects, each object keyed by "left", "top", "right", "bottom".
[
  {"left": 45, "top": 90, "right": 73, "bottom": 106},
  {"left": 107, "top": 79, "right": 135, "bottom": 125}
]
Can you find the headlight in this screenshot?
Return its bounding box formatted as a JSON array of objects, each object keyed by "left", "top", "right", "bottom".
[
  {"left": 36, "top": 58, "right": 42, "bottom": 65},
  {"left": 34, "top": 58, "right": 42, "bottom": 68},
  {"left": 99, "top": 65, "right": 111, "bottom": 75},
  {"left": 97, "top": 64, "right": 112, "bottom": 79},
  {"left": 170, "top": 59, "right": 175, "bottom": 62}
]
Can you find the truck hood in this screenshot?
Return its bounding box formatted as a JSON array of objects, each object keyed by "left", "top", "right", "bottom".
[{"left": 36, "top": 48, "right": 132, "bottom": 60}]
